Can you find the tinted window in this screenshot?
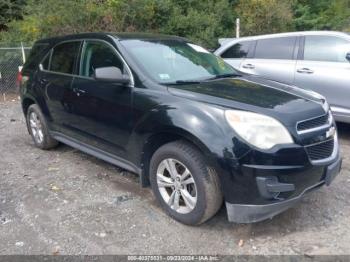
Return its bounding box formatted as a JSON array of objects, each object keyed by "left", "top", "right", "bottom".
[
  {"left": 41, "top": 51, "right": 51, "bottom": 70},
  {"left": 80, "top": 41, "right": 124, "bottom": 77},
  {"left": 304, "top": 36, "right": 350, "bottom": 62},
  {"left": 255, "top": 37, "right": 296, "bottom": 60},
  {"left": 24, "top": 43, "right": 49, "bottom": 71},
  {"left": 50, "top": 41, "right": 80, "bottom": 74},
  {"left": 221, "top": 41, "right": 253, "bottom": 58}
]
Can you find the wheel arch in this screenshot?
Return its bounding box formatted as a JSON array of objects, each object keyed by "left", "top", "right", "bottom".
[
  {"left": 139, "top": 127, "right": 217, "bottom": 187},
  {"left": 128, "top": 101, "right": 232, "bottom": 187},
  {"left": 22, "top": 96, "right": 36, "bottom": 115}
]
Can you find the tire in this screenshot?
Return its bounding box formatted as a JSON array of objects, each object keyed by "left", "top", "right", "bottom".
[
  {"left": 150, "top": 140, "right": 223, "bottom": 225},
  {"left": 26, "top": 104, "right": 58, "bottom": 150}
]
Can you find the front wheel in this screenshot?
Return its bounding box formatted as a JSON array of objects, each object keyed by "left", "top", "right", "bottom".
[{"left": 150, "top": 140, "right": 223, "bottom": 225}]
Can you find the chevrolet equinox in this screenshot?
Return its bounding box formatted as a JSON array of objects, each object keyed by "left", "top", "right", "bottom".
[{"left": 19, "top": 33, "right": 342, "bottom": 225}]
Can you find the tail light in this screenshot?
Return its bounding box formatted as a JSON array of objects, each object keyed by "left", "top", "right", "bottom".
[
  {"left": 16, "top": 70, "right": 23, "bottom": 87},
  {"left": 16, "top": 67, "right": 28, "bottom": 88}
]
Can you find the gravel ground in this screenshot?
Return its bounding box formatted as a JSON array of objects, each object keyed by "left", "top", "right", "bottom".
[{"left": 0, "top": 99, "right": 349, "bottom": 255}]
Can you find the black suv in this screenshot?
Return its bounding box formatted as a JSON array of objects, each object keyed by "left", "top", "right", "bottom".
[{"left": 20, "top": 33, "right": 341, "bottom": 225}]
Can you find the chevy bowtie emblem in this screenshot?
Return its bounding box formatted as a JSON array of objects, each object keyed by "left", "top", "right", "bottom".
[{"left": 326, "top": 127, "right": 336, "bottom": 138}]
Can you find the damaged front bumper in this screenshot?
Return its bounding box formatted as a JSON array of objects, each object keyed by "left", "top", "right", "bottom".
[{"left": 226, "top": 156, "right": 342, "bottom": 223}]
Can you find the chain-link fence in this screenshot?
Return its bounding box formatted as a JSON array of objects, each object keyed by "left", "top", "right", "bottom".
[{"left": 0, "top": 45, "right": 31, "bottom": 95}]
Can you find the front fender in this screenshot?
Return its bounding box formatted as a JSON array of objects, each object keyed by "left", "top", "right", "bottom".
[{"left": 128, "top": 100, "right": 236, "bottom": 167}]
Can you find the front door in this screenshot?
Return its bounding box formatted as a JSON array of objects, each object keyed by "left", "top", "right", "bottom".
[{"left": 70, "top": 40, "right": 133, "bottom": 158}]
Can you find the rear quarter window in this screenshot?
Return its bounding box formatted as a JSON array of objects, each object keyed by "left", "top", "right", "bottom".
[
  {"left": 23, "top": 43, "right": 49, "bottom": 72},
  {"left": 220, "top": 41, "right": 254, "bottom": 59},
  {"left": 41, "top": 51, "right": 51, "bottom": 70}
]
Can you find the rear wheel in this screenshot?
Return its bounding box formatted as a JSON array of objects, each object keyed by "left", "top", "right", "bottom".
[
  {"left": 26, "top": 104, "right": 58, "bottom": 150},
  {"left": 150, "top": 140, "right": 223, "bottom": 225}
]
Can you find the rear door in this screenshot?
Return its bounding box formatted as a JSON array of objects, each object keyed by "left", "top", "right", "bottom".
[
  {"left": 40, "top": 41, "right": 82, "bottom": 133},
  {"left": 294, "top": 35, "right": 350, "bottom": 119},
  {"left": 219, "top": 40, "right": 255, "bottom": 69},
  {"left": 239, "top": 36, "right": 298, "bottom": 85}
]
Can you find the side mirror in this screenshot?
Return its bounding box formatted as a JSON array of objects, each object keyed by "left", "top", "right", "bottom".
[
  {"left": 346, "top": 52, "right": 350, "bottom": 62},
  {"left": 93, "top": 66, "right": 130, "bottom": 84}
]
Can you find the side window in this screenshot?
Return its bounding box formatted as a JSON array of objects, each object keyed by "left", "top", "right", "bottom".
[
  {"left": 24, "top": 43, "right": 49, "bottom": 71},
  {"left": 80, "top": 41, "right": 124, "bottom": 78},
  {"left": 255, "top": 37, "right": 296, "bottom": 60},
  {"left": 41, "top": 51, "right": 51, "bottom": 70},
  {"left": 303, "top": 36, "right": 350, "bottom": 63},
  {"left": 221, "top": 41, "right": 253, "bottom": 59},
  {"left": 50, "top": 41, "right": 81, "bottom": 74}
]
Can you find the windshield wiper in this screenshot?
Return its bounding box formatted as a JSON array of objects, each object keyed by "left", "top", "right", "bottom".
[
  {"left": 164, "top": 80, "right": 202, "bottom": 85},
  {"left": 205, "top": 73, "right": 241, "bottom": 81},
  {"left": 163, "top": 73, "right": 240, "bottom": 85}
]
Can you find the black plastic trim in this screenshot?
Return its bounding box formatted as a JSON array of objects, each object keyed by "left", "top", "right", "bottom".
[
  {"left": 297, "top": 36, "right": 305, "bottom": 60},
  {"left": 243, "top": 164, "right": 304, "bottom": 170},
  {"left": 50, "top": 131, "right": 141, "bottom": 175},
  {"left": 226, "top": 181, "right": 325, "bottom": 223},
  {"left": 256, "top": 176, "right": 295, "bottom": 199}
]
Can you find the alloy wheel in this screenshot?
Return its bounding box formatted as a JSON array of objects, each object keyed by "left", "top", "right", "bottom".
[
  {"left": 156, "top": 158, "right": 197, "bottom": 214},
  {"left": 29, "top": 111, "right": 44, "bottom": 144}
]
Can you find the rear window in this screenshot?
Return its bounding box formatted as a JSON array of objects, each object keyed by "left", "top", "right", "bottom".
[
  {"left": 254, "top": 37, "right": 296, "bottom": 60},
  {"left": 23, "top": 43, "right": 49, "bottom": 71},
  {"left": 50, "top": 41, "right": 81, "bottom": 74},
  {"left": 220, "top": 41, "right": 254, "bottom": 59}
]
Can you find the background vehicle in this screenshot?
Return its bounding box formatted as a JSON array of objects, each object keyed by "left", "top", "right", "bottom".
[
  {"left": 215, "top": 31, "right": 350, "bottom": 124},
  {"left": 20, "top": 33, "right": 341, "bottom": 225}
]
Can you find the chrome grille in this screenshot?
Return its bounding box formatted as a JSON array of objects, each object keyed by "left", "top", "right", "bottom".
[
  {"left": 297, "top": 113, "right": 329, "bottom": 132},
  {"left": 305, "top": 139, "right": 334, "bottom": 161}
]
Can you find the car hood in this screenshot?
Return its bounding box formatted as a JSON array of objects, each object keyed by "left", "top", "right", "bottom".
[{"left": 167, "top": 75, "right": 327, "bottom": 127}]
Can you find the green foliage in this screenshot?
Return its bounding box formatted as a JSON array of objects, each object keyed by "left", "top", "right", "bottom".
[
  {"left": 0, "top": 0, "right": 236, "bottom": 48},
  {"left": 293, "top": 0, "right": 350, "bottom": 31},
  {"left": 0, "top": 0, "right": 26, "bottom": 30},
  {"left": 235, "top": 0, "right": 294, "bottom": 36},
  {"left": 0, "top": 0, "right": 350, "bottom": 48},
  {"left": 159, "top": 0, "right": 236, "bottom": 48}
]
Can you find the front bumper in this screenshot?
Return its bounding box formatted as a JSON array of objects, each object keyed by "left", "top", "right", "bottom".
[{"left": 225, "top": 156, "right": 342, "bottom": 223}]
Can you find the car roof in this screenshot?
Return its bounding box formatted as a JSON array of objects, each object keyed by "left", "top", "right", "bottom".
[
  {"left": 35, "top": 32, "right": 188, "bottom": 45},
  {"left": 215, "top": 31, "right": 350, "bottom": 54}
]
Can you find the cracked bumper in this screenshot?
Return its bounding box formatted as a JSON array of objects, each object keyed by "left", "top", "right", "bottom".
[{"left": 226, "top": 157, "right": 342, "bottom": 223}]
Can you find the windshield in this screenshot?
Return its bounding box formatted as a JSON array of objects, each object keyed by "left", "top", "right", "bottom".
[{"left": 120, "top": 39, "right": 237, "bottom": 83}]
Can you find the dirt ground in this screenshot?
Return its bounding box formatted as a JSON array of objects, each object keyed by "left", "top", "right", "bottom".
[{"left": 0, "top": 99, "right": 349, "bottom": 255}]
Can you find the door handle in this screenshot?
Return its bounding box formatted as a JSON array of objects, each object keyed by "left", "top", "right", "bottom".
[
  {"left": 40, "top": 79, "right": 48, "bottom": 85},
  {"left": 73, "top": 87, "right": 86, "bottom": 96},
  {"left": 242, "top": 63, "right": 255, "bottom": 69},
  {"left": 297, "top": 68, "right": 314, "bottom": 74}
]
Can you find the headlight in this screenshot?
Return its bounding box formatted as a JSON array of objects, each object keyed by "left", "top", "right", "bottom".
[{"left": 225, "top": 110, "right": 293, "bottom": 150}]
